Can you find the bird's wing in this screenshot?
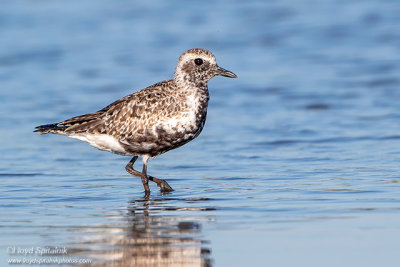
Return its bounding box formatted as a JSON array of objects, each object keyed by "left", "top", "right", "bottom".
[
  {"left": 61, "top": 80, "right": 181, "bottom": 137},
  {"left": 101, "top": 80, "right": 183, "bottom": 139},
  {"left": 57, "top": 111, "right": 106, "bottom": 134}
]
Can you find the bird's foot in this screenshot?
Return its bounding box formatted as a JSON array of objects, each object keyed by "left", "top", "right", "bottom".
[
  {"left": 150, "top": 177, "right": 174, "bottom": 192},
  {"left": 158, "top": 180, "right": 174, "bottom": 192}
]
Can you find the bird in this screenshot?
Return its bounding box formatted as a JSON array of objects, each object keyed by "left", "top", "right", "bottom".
[{"left": 34, "top": 48, "right": 237, "bottom": 195}]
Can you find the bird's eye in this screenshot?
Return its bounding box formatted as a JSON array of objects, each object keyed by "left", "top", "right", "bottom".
[{"left": 194, "top": 58, "right": 203, "bottom": 66}]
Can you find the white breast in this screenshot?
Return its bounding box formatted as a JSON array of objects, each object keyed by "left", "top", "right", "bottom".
[{"left": 160, "top": 93, "right": 200, "bottom": 133}]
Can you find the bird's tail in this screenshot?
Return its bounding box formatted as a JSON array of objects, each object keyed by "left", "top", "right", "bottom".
[{"left": 34, "top": 123, "right": 66, "bottom": 134}]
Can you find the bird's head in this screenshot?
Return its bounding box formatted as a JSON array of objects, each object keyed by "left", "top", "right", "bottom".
[{"left": 174, "top": 48, "right": 237, "bottom": 86}]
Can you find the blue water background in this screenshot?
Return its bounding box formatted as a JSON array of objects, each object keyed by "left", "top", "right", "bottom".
[{"left": 1, "top": 0, "right": 400, "bottom": 266}]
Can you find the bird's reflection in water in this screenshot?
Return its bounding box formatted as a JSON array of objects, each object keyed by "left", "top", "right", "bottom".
[{"left": 77, "top": 195, "right": 213, "bottom": 267}]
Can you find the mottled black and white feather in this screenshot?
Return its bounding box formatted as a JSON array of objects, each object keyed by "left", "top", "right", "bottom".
[{"left": 35, "top": 48, "right": 237, "bottom": 158}]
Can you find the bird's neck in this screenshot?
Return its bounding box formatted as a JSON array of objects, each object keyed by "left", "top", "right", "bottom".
[
  {"left": 174, "top": 69, "right": 211, "bottom": 88},
  {"left": 173, "top": 75, "right": 209, "bottom": 98},
  {"left": 170, "top": 77, "right": 210, "bottom": 118}
]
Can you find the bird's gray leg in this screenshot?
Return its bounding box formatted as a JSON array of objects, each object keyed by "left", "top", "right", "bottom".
[
  {"left": 142, "top": 156, "right": 174, "bottom": 193},
  {"left": 125, "top": 156, "right": 174, "bottom": 193},
  {"left": 141, "top": 156, "right": 151, "bottom": 195},
  {"left": 125, "top": 156, "right": 142, "bottom": 177},
  {"left": 125, "top": 156, "right": 149, "bottom": 194}
]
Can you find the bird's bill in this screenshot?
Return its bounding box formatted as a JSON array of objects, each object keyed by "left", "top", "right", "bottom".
[{"left": 215, "top": 65, "right": 237, "bottom": 78}]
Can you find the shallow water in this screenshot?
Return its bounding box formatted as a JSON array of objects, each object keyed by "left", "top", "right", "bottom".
[{"left": 1, "top": 0, "right": 400, "bottom": 266}]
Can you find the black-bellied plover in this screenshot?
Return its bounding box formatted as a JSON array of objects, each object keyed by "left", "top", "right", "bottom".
[{"left": 34, "top": 48, "right": 237, "bottom": 195}]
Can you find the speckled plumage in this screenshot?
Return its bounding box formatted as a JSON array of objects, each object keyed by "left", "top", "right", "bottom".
[{"left": 35, "top": 48, "right": 237, "bottom": 194}]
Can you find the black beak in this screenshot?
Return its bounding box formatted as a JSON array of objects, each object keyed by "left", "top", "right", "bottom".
[{"left": 215, "top": 65, "right": 237, "bottom": 78}]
